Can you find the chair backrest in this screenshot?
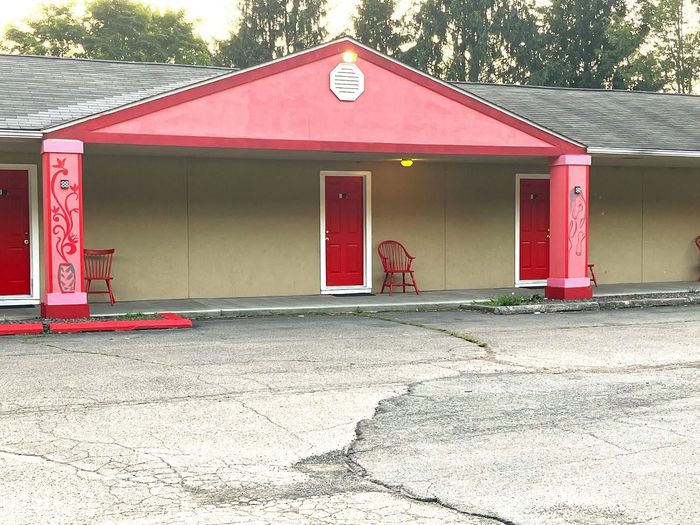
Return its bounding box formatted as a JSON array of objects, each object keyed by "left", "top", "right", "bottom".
[
  {"left": 378, "top": 240, "right": 413, "bottom": 271},
  {"left": 84, "top": 249, "right": 115, "bottom": 280}
]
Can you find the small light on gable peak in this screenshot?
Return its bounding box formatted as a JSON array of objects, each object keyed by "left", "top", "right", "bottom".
[
  {"left": 400, "top": 159, "right": 414, "bottom": 168},
  {"left": 342, "top": 51, "right": 358, "bottom": 63}
]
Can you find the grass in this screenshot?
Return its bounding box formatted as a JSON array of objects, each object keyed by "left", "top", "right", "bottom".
[
  {"left": 488, "top": 294, "right": 527, "bottom": 307},
  {"left": 119, "top": 312, "right": 159, "bottom": 321}
]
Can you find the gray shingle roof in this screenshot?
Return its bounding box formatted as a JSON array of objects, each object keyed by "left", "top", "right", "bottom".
[
  {"left": 454, "top": 82, "right": 700, "bottom": 152},
  {"left": 0, "top": 54, "right": 229, "bottom": 131},
  {"left": 3, "top": 53, "right": 700, "bottom": 153}
]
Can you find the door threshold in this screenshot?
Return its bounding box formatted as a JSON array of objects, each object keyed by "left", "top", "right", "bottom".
[
  {"left": 321, "top": 288, "right": 372, "bottom": 296},
  {"left": 516, "top": 280, "right": 547, "bottom": 288},
  {"left": 0, "top": 298, "right": 41, "bottom": 307}
]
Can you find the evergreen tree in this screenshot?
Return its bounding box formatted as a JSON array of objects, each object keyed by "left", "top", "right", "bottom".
[
  {"left": 215, "top": 0, "right": 327, "bottom": 68},
  {"left": 645, "top": 0, "right": 700, "bottom": 93},
  {"left": 401, "top": 0, "right": 541, "bottom": 83},
  {"left": 353, "top": 0, "right": 404, "bottom": 56},
  {"left": 535, "top": 0, "right": 651, "bottom": 89}
]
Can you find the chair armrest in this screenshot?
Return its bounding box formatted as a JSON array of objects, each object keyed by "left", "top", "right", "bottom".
[{"left": 379, "top": 256, "right": 390, "bottom": 272}]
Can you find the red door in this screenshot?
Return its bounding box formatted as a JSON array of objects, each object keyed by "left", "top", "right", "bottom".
[
  {"left": 519, "top": 178, "right": 549, "bottom": 281},
  {"left": 325, "top": 176, "right": 364, "bottom": 287},
  {"left": 0, "top": 170, "right": 31, "bottom": 296}
]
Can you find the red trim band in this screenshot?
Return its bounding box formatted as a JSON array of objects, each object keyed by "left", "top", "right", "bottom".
[{"left": 76, "top": 133, "right": 572, "bottom": 156}]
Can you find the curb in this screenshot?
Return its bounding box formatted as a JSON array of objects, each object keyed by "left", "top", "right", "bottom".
[
  {"left": 465, "top": 301, "right": 600, "bottom": 315},
  {"left": 49, "top": 313, "right": 192, "bottom": 334},
  {"left": 0, "top": 323, "right": 45, "bottom": 336},
  {"left": 90, "top": 301, "right": 471, "bottom": 321},
  {"left": 462, "top": 293, "right": 700, "bottom": 315},
  {"left": 198, "top": 303, "right": 466, "bottom": 319}
]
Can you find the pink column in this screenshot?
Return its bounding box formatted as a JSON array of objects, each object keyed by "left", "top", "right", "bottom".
[
  {"left": 545, "top": 154, "right": 593, "bottom": 300},
  {"left": 41, "top": 139, "right": 90, "bottom": 319}
]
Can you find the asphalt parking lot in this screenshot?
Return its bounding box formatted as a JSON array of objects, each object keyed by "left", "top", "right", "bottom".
[{"left": 1, "top": 306, "right": 698, "bottom": 524}]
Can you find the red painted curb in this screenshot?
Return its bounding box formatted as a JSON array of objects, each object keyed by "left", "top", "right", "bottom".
[
  {"left": 49, "top": 313, "right": 193, "bottom": 334},
  {"left": 0, "top": 323, "right": 44, "bottom": 336}
]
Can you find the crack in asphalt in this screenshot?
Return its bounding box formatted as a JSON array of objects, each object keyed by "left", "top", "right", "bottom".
[
  {"left": 0, "top": 448, "right": 107, "bottom": 477},
  {"left": 353, "top": 312, "right": 700, "bottom": 375},
  {"left": 343, "top": 443, "right": 516, "bottom": 525},
  {"left": 353, "top": 311, "right": 490, "bottom": 348}
]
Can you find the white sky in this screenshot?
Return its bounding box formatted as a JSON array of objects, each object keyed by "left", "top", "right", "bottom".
[{"left": 0, "top": 0, "right": 415, "bottom": 42}]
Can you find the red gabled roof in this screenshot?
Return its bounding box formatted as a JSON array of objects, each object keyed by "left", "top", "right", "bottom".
[{"left": 47, "top": 38, "right": 584, "bottom": 156}]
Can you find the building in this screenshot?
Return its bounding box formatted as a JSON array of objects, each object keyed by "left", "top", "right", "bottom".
[{"left": 1, "top": 38, "right": 699, "bottom": 318}]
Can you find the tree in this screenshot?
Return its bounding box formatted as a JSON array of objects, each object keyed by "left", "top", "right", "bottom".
[
  {"left": 82, "top": 0, "right": 154, "bottom": 61},
  {"left": 3, "top": 0, "right": 212, "bottom": 65},
  {"left": 215, "top": 0, "right": 327, "bottom": 68},
  {"left": 644, "top": 0, "right": 700, "bottom": 93},
  {"left": 400, "top": 0, "right": 541, "bottom": 83},
  {"left": 352, "top": 0, "right": 404, "bottom": 56},
  {"left": 83, "top": 0, "right": 212, "bottom": 64},
  {"left": 3, "top": 3, "right": 86, "bottom": 57},
  {"left": 535, "top": 0, "right": 652, "bottom": 89},
  {"left": 148, "top": 10, "right": 213, "bottom": 65}
]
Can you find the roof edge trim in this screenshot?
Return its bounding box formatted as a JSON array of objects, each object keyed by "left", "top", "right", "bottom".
[
  {"left": 589, "top": 147, "right": 700, "bottom": 158},
  {"left": 0, "top": 130, "right": 43, "bottom": 139}
]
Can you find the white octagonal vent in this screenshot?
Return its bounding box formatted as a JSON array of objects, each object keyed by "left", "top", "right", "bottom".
[{"left": 330, "top": 63, "right": 365, "bottom": 102}]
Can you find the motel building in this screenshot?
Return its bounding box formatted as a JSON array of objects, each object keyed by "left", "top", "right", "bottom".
[{"left": 0, "top": 37, "right": 699, "bottom": 318}]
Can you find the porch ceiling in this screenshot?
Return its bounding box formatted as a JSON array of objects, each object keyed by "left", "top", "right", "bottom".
[
  {"left": 79, "top": 144, "right": 700, "bottom": 168},
  {"left": 83, "top": 143, "right": 551, "bottom": 165}
]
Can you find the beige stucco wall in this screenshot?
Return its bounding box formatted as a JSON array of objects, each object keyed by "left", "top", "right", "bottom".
[
  {"left": 82, "top": 156, "right": 190, "bottom": 300},
  {"left": 186, "top": 159, "right": 320, "bottom": 298},
  {"left": 2, "top": 151, "right": 699, "bottom": 302},
  {"left": 589, "top": 168, "right": 644, "bottom": 284},
  {"left": 642, "top": 169, "right": 700, "bottom": 281},
  {"left": 372, "top": 162, "right": 532, "bottom": 291},
  {"left": 445, "top": 166, "right": 520, "bottom": 289},
  {"left": 79, "top": 157, "right": 544, "bottom": 301},
  {"left": 590, "top": 167, "right": 700, "bottom": 284},
  {"left": 371, "top": 162, "right": 447, "bottom": 291}
]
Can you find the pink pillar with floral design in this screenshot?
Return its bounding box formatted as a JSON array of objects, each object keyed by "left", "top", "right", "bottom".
[
  {"left": 41, "top": 139, "right": 89, "bottom": 319},
  {"left": 545, "top": 154, "right": 593, "bottom": 300}
]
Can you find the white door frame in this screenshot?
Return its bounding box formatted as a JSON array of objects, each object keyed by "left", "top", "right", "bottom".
[
  {"left": 515, "top": 173, "right": 550, "bottom": 288},
  {"left": 320, "top": 171, "right": 372, "bottom": 295},
  {"left": 0, "top": 164, "right": 41, "bottom": 306}
]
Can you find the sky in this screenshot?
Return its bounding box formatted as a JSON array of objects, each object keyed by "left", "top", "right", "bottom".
[{"left": 0, "top": 0, "right": 413, "bottom": 42}]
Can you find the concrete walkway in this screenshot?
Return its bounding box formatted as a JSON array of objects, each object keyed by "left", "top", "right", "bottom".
[{"left": 1, "top": 281, "right": 698, "bottom": 321}]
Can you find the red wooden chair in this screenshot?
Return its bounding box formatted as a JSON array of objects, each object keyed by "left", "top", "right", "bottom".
[
  {"left": 378, "top": 240, "right": 419, "bottom": 295},
  {"left": 84, "top": 249, "right": 115, "bottom": 305},
  {"left": 588, "top": 263, "right": 598, "bottom": 287}
]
